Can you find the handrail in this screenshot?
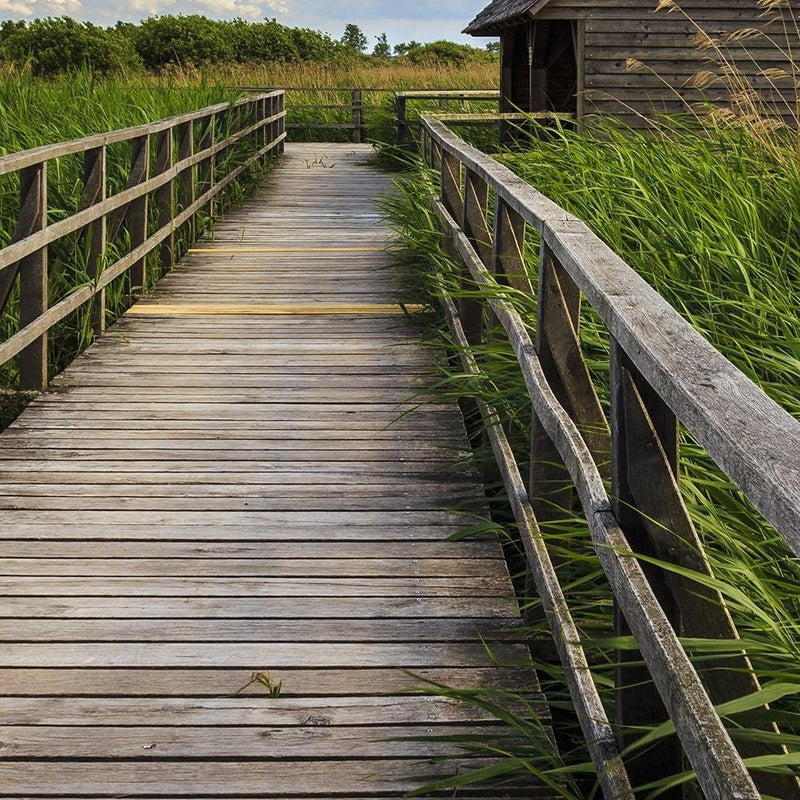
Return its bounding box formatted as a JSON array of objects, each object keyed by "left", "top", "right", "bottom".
[
  {"left": 0, "top": 91, "right": 286, "bottom": 391},
  {"left": 419, "top": 112, "right": 800, "bottom": 799},
  {"left": 239, "top": 87, "right": 501, "bottom": 145},
  {"left": 394, "top": 90, "right": 500, "bottom": 146}
]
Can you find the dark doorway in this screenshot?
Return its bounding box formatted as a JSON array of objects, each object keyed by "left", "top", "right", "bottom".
[{"left": 530, "top": 20, "right": 579, "bottom": 114}]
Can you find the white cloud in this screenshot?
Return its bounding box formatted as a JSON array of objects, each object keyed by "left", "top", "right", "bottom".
[
  {"left": 0, "top": 0, "right": 34, "bottom": 14},
  {"left": 129, "top": 0, "right": 173, "bottom": 13},
  {"left": 190, "top": 0, "right": 264, "bottom": 18},
  {"left": 0, "top": 0, "right": 83, "bottom": 14},
  {"left": 264, "top": 0, "right": 288, "bottom": 15},
  {"left": 0, "top": 0, "right": 488, "bottom": 45}
]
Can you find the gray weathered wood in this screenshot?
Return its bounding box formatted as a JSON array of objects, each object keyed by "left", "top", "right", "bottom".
[
  {"left": 127, "top": 134, "right": 150, "bottom": 293},
  {"left": 17, "top": 163, "right": 48, "bottom": 391},
  {"left": 80, "top": 145, "right": 107, "bottom": 335},
  {"left": 422, "top": 112, "right": 800, "bottom": 560}
]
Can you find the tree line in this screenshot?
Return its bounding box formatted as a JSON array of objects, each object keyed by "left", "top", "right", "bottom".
[{"left": 0, "top": 16, "right": 498, "bottom": 76}]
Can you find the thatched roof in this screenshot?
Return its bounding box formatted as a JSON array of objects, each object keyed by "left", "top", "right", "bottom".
[{"left": 463, "top": 0, "right": 551, "bottom": 35}]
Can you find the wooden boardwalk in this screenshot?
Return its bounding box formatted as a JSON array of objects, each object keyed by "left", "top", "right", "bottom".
[{"left": 0, "top": 143, "right": 552, "bottom": 797}]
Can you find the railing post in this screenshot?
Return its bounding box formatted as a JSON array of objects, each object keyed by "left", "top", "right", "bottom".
[
  {"left": 528, "top": 242, "right": 609, "bottom": 633},
  {"left": 610, "top": 339, "right": 800, "bottom": 799},
  {"left": 277, "top": 92, "right": 285, "bottom": 156},
  {"left": 198, "top": 113, "right": 216, "bottom": 228},
  {"left": 460, "top": 168, "right": 489, "bottom": 345},
  {"left": 155, "top": 127, "right": 175, "bottom": 275},
  {"left": 440, "top": 150, "right": 463, "bottom": 224},
  {"left": 395, "top": 94, "right": 407, "bottom": 147},
  {"left": 177, "top": 120, "right": 195, "bottom": 249},
  {"left": 257, "top": 96, "right": 268, "bottom": 161},
  {"left": 419, "top": 126, "right": 430, "bottom": 166},
  {"left": 535, "top": 242, "right": 609, "bottom": 468},
  {"left": 80, "top": 145, "right": 107, "bottom": 336},
  {"left": 610, "top": 339, "right": 683, "bottom": 798},
  {"left": 17, "top": 163, "right": 48, "bottom": 391},
  {"left": 128, "top": 134, "right": 149, "bottom": 294},
  {"left": 490, "top": 197, "right": 530, "bottom": 293},
  {"left": 352, "top": 89, "right": 363, "bottom": 144}
]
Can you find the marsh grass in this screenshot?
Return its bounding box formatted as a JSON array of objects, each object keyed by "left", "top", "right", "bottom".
[
  {"left": 0, "top": 69, "right": 267, "bottom": 398},
  {"left": 382, "top": 111, "right": 800, "bottom": 793},
  {"left": 201, "top": 60, "right": 498, "bottom": 146}
]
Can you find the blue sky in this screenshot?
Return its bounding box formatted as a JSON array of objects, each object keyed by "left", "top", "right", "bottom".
[{"left": 0, "top": 0, "right": 492, "bottom": 46}]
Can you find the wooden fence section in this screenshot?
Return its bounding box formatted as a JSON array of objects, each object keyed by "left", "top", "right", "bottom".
[
  {"left": 0, "top": 92, "right": 286, "bottom": 392},
  {"left": 395, "top": 90, "right": 500, "bottom": 146},
  {"left": 240, "top": 87, "right": 501, "bottom": 144},
  {"left": 420, "top": 113, "right": 800, "bottom": 800}
]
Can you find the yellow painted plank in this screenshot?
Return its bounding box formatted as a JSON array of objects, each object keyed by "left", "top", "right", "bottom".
[
  {"left": 188, "top": 247, "right": 388, "bottom": 253},
  {"left": 126, "top": 303, "right": 427, "bottom": 316}
]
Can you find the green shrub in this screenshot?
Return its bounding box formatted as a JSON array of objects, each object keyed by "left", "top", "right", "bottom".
[
  {"left": 133, "top": 15, "right": 233, "bottom": 68},
  {"left": 0, "top": 17, "right": 142, "bottom": 75},
  {"left": 404, "top": 40, "right": 496, "bottom": 65}
]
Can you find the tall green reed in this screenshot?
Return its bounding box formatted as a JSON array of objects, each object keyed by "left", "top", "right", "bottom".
[
  {"left": 382, "top": 114, "right": 800, "bottom": 796},
  {"left": 0, "top": 68, "right": 265, "bottom": 396}
]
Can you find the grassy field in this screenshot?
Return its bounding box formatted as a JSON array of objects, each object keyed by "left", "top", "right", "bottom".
[
  {"left": 383, "top": 116, "right": 800, "bottom": 795},
  {"left": 0, "top": 70, "right": 257, "bottom": 401},
  {"left": 204, "top": 60, "right": 498, "bottom": 144},
  {"left": 0, "top": 60, "right": 496, "bottom": 404}
]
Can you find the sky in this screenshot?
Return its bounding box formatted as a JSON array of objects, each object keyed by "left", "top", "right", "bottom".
[{"left": 0, "top": 0, "right": 493, "bottom": 46}]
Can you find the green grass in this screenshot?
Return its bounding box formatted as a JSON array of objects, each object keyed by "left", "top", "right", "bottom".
[
  {"left": 382, "top": 117, "right": 800, "bottom": 796},
  {"left": 202, "top": 59, "right": 498, "bottom": 148},
  {"left": 0, "top": 61, "right": 498, "bottom": 400},
  {"left": 0, "top": 69, "right": 265, "bottom": 398}
]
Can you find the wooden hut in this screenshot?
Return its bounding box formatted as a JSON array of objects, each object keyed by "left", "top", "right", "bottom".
[{"left": 463, "top": 0, "right": 798, "bottom": 128}]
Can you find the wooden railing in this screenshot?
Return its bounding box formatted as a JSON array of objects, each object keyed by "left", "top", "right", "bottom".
[
  {"left": 240, "top": 87, "right": 500, "bottom": 144},
  {"left": 0, "top": 92, "right": 285, "bottom": 392},
  {"left": 240, "top": 87, "right": 368, "bottom": 143},
  {"left": 419, "top": 113, "right": 800, "bottom": 800},
  {"left": 394, "top": 90, "right": 500, "bottom": 146}
]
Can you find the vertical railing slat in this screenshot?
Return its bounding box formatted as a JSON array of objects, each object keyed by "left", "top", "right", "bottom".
[
  {"left": 155, "top": 127, "right": 175, "bottom": 275},
  {"left": 17, "top": 163, "right": 48, "bottom": 391},
  {"left": 178, "top": 120, "right": 195, "bottom": 250},
  {"left": 395, "top": 94, "right": 407, "bottom": 147},
  {"left": 352, "top": 89, "right": 363, "bottom": 144},
  {"left": 80, "top": 145, "right": 107, "bottom": 336},
  {"left": 198, "top": 112, "right": 216, "bottom": 227},
  {"left": 610, "top": 339, "right": 683, "bottom": 798},
  {"left": 127, "top": 134, "right": 150, "bottom": 294}
]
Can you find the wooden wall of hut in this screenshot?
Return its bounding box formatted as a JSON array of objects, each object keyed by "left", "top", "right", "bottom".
[
  {"left": 537, "top": 0, "right": 798, "bottom": 128},
  {"left": 479, "top": 0, "right": 798, "bottom": 130}
]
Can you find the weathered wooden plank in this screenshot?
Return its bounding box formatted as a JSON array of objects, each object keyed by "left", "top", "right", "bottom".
[
  {"left": 0, "top": 557, "right": 507, "bottom": 578},
  {"left": 0, "top": 522, "right": 472, "bottom": 541},
  {"left": 0, "top": 617, "right": 522, "bottom": 643},
  {"left": 0, "top": 642, "right": 528, "bottom": 668},
  {"left": 0, "top": 595, "right": 515, "bottom": 620},
  {"left": 0, "top": 666, "right": 534, "bottom": 696},
  {"left": 0, "top": 509, "right": 475, "bottom": 526},
  {"left": 0, "top": 759, "right": 550, "bottom": 796},
  {"left": 0, "top": 723, "right": 524, "bottom": 759},
  {"left": 0, "top": 576, "right": 512, "bottom": 597}
]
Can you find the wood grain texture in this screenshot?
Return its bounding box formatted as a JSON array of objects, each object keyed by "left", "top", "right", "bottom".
[{"left": 0, "top": 142, "right": 553, "bottom": 798}]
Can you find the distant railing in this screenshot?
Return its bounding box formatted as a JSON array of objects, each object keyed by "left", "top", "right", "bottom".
[
  {"left": 0, "top": 92, "right": 286, "bottom": 392},
  {"left": 420, "top": 112, "right": 800, "bottom": 800},
  {"left": 394, "top": 90, "right": 500, "bottom": 146},
  {"left": 240, "top": 87, "right": 500, "bottom": 144}
]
